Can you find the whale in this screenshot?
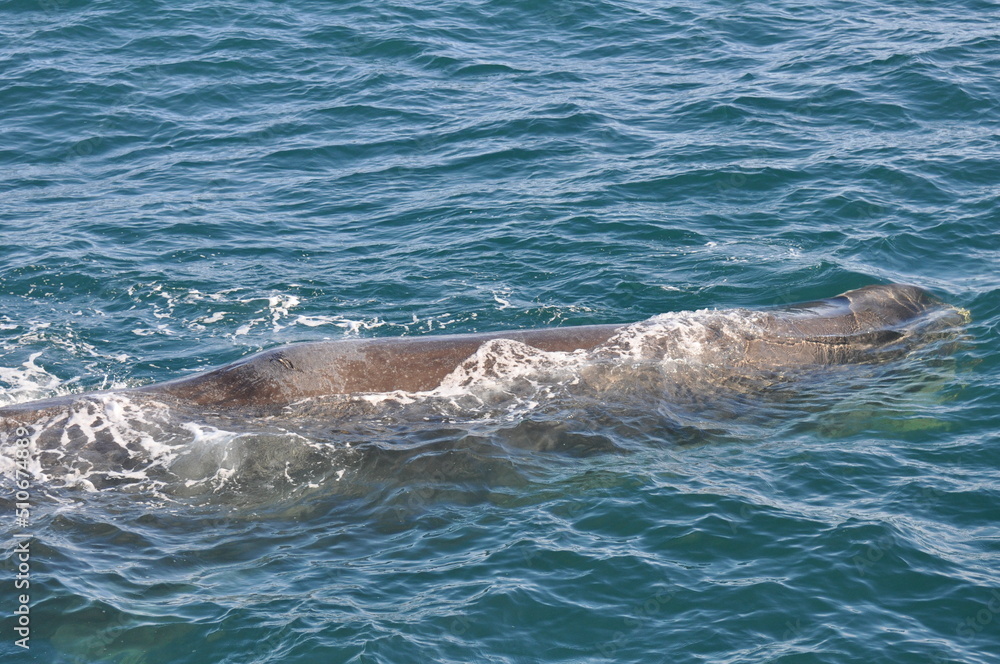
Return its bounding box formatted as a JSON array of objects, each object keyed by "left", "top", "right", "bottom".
[
  {"left": 0, "top": 283, "right": 968, "bottom": 493},
  {"left": 0, "top": 283, "right": 966, "bottom": 422}
]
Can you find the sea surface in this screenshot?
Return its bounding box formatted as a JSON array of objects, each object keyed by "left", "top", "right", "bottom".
[{"left": 1, "top": 0, "right": 999, "bottom": 662}]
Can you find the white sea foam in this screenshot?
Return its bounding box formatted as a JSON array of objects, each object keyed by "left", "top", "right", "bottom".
[
  {"left": 0, "top": 394, "right": 181, "bottom": 491},
  {"left": 0, "top": 352, "right": 73, "bottom": 407},
  {"left": 437, "top": 338, "right": 582, "bottom": 393},
  {"left": 492, "top": 288, "right": 514, "bottom": 310},
  {"left": 292, "top": 314, "right": 389, "bottom": 335},
  {"left": 426, "top": 309, "right": 769, "bottom": 400},
  {"left": 171, "top": 422, "right": 247, "bottom": 491},
  {"left": 599, "top": 309, "right": 770, "bottom": 366},
  {"left": 199, "top": 312, "right": 227, "bottom": 324}
]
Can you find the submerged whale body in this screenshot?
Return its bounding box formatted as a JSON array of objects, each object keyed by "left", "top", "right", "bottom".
[{"left": 0, "top": 284, "right": 966, "bottom": 420}]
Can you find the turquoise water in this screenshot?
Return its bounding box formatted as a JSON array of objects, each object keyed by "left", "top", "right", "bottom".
[{"left": 1, "top": 0, "right": 999, "bottom": 662}]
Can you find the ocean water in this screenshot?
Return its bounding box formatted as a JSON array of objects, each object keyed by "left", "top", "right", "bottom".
[{"left": 1, "top": 0, "right": 999, "bottom": 662}]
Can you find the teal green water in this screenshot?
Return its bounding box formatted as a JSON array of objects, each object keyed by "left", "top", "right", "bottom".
[{"left": 2, "top": 0, "right": 999, "bottom": 662}]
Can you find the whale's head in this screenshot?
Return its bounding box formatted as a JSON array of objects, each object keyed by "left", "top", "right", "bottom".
[
  {"left": 840, "top": 283, "right": 970, "bottom": 332},
  {"left": 752, "top": 283, "right": 969, "bottom": 366}
]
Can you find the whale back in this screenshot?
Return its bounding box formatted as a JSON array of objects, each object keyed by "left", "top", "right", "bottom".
[
  {"left": 145, "top": 323, "right": 622, "bottom": 409},
  {"left": 0, "top": 284, "right": 965, "bottom": 420},
  {"left": 128, "top": 283, "right": 963, "bottom": 411}
]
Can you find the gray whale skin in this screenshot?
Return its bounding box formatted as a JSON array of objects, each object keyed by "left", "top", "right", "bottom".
[{"left": 0, "top": 284, "right": 966, "bottom": 419}]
